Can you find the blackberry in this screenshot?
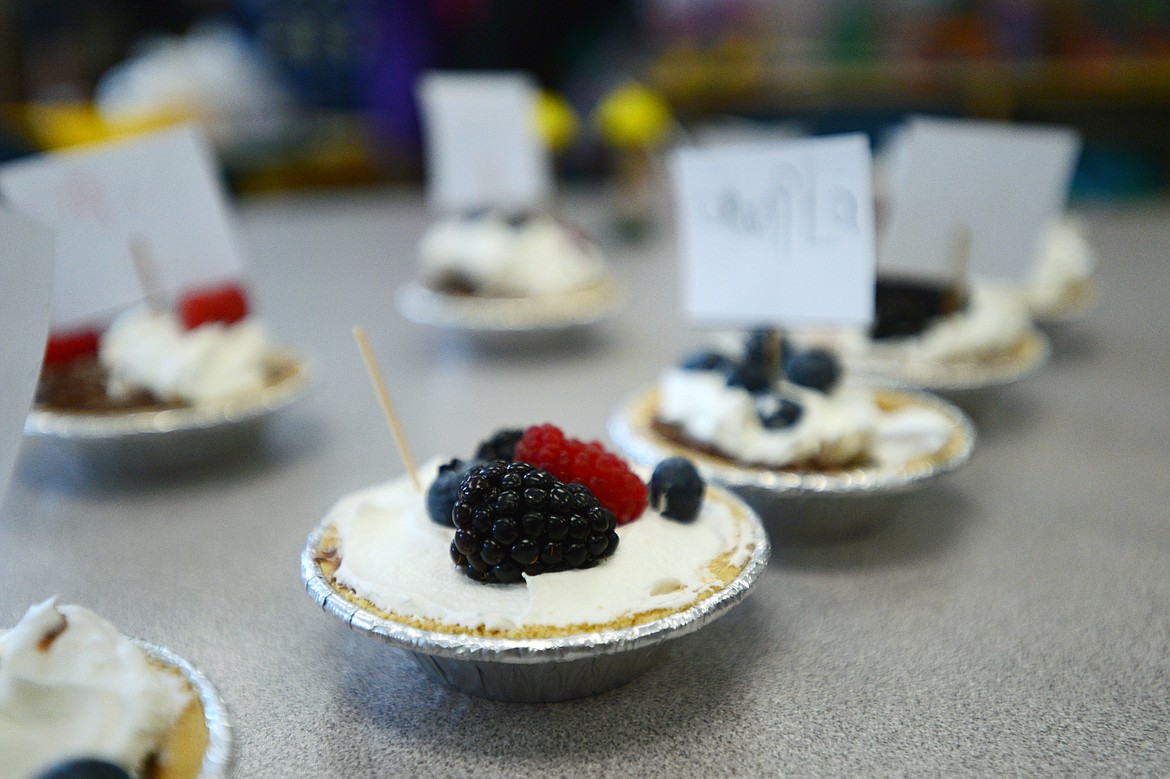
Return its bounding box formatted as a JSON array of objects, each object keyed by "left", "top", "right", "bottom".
[
  {"left": 680, "top": 350, "right": 736, "bottom": 374},
  {"left": 474, "top": 428, "right": 524, "bottom": 462},
  {"left": 449, "top": 461, "right": 619, "bottom": 583},
  {"left": 783, "top": 348, "right": 841, "bottom": 394},
  {"left": 756, "top": 393, "right": 803, "bottom": 429},
  {"left": 426, "top": 458, "right": 484, "bottom": 526},
  {"left": 649, "top": 457, "right": 705, "bottom": 522}
]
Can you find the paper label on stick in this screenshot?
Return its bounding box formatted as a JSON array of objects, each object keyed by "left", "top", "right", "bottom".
[
  {"left": 418, "top": 72, "right": 552, "bottom": 212},
  {"left": 880, "top": 117, "right": 1080, "bottom": 284},
  {"left": 671, "top": 133, "right": 876, "bottom": 328},
  {"left": 0, "top": 125, "right": 245, "bottom": 327},
  {"left": 0, "top": 208, "right": 54, "bottom": 505}
]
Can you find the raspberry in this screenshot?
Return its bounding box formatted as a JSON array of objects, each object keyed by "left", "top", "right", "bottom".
[
  {"left": 43, "top": 328, "right": 101, "bottom": 368},
  {"left": 449, "top": 461, "right": 619, "bottom": 583},
  {"left": 178, "top": 283, "right": 249, "bottom": 330},
  {"left": 514, "top": 424, "right": 648, "bottom": 524}
]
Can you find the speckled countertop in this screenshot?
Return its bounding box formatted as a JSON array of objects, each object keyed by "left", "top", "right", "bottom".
[{"left": 3, "top": 190, "right": 1167, "bottom": 777}]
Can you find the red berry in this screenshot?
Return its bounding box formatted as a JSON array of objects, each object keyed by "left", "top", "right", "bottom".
[
  {"left": 178, "top": 283, "right": 249, "bottom": 330},
  {"left": 514, "top": 424, "right": 648, "bottom": 524},
  {"left": 44, "top": 328, "right": 101, "bottom": 368}
]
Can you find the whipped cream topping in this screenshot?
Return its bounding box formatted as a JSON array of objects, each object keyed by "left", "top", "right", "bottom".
[
  {"left": 0, "top": 599, "right": 192, "bottom": 779},
  {"left": 658, "top": 369, "right": 876, "bottom": 467},
  {"left": 657, "top": 368, "right": 953, "bottom": 468},
  {"left": 823, "top": 283, "right": 1029, "bottom": 363},
  {"left": 419, "top": 213, "right": 607, "bottom": 297},
  {"left": 1027, "top": 218, "right": 1097, "bottom": 311},
  {"left": 100, "top": 305, "right": 271, "bottom": 405},
  {"left": 328, "top": 459, "right": 755, "bottom": 634}
]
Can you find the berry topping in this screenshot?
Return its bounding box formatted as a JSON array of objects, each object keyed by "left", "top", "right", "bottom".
[
  {"left": 36, "top": 760, "right": 133, "bottom": 779},
  {"left": 783, "top": 348, "right": 841, "bottom": 393},
  {"left": 743, "top": 327, "right": 787, "bottom": 375},
  {"left": 514, "top": 424, "right": 648, "bottom": 524},
  {"left": 680, "top": 350, "right": 736, "bottom": 374},
  {"left": 426, "top": 458, "right": 484, "bottom": 526},
  {"left": 43, "top": 328, "right": 101, "bottom": 368},
  {"left": 449, "top": 461, "right": 619, "bottom": 583},
  {"left": 178, "top": 282, "right": 249, "bottom": 331},
  {"left": 871, "top": 276, "right": 966, "bottom": 340},
  {"left": 474, "top": 428, "right": 524, "bottom": 462},
  {"left": 648, "top": 457, "right": 705, "bottom": 522},
  {"left": 756, "top": 394, "right": 803, "bottom": 429}
]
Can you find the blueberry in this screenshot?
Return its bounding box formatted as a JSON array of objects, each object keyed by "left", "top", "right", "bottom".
[
  {"left": 726, "top": 361, "right": 773, "bottom": 394},
  {"left": 504, "top": 212, "right": 532, "bottom": 228},
  {"left": 784, "top": 348, "right": 841, "bottom": 393},
  {"left": 36, "top": 760, "right": 132, "bottom": 779},
  {"left": 743, "top": 327, "right": 787, "bottom": 372},
  {"left": 426, "top": 459, "right": 483, "bottom": 526},
  {"left": 757, "top": 395, "right": 803, "bottom": 429},
  {"left": 728, "top": 327, "right": 786, "bottom": 393},
  {"left": 649, "top": 457, "right": 705, "bottom": 522},
  {"left": 680, "top": 350, "right": 736, "bottom": 374}
]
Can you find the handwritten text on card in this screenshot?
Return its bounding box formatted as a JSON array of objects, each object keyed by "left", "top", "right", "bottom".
[{"left": 672, "top": 134, "right": 876, "bottom": 328}]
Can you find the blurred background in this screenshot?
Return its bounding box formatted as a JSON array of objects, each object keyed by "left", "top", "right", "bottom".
[{"left": 2, "top": 0, "right": 1168, "bottom": 199}]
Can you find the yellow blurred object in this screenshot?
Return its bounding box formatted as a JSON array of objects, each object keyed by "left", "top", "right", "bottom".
[
  {"left": 593, "top": 84, "right": 673, "bottom": 150},
  {"left": 533, "top": 91, "right": 578, "bottom": 153},
  {"left": 6, "top": 102, "right": 193, "bottom": 150}
]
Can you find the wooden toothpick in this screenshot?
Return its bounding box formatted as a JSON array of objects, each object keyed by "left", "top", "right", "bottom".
[
  {"left": 950, "top": 224, "right": 973, "bottom": 304},
  {"left": 352, "top": 325, "right": 421, "bottom": 492},
  {"left": 128, "top": 233, "right": 163, "bottom": 309}
]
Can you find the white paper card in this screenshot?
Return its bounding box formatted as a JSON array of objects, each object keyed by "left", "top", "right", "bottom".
[
  {"left": 0, "top": 125, "right": 245, "bottom": 327},
  {"left": 672, "top": 133, "right": 876, "bottom": 328},
  {"left": 418, "top": 72, "right": 552, "bottom": 212},
  {"left": 0, "top": 208, "right": 54, "bottom": 504},
  {"left": 881, "top": 117, "right": 1080, "bottom": 283}
]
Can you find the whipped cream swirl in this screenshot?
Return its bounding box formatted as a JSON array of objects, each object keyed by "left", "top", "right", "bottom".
[
  {"left": 1027, "top": 218, "right": 1096, "bottom": 312},
  {"left": 0, "top": 598, "right": 191, "bottom": 779},
  {"left": 420, "top": 212, "right": 607, "bottom": 297},
  {"left": 100, "top": 305, "right": 271, "bottom": 405},
  {"left": 328, "top": 459, "right": 755, "bottom": 634},
  {"left": 657, "top": 367, "right": 953, "bottom": 469}
]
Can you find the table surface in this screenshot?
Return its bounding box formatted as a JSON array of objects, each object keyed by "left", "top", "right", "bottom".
[{"left": 3, "top": 189, "right": 1168, "bottom": 777}]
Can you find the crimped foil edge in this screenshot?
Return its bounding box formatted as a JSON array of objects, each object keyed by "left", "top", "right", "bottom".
[
  {"left": 300, "top": 487, "right": 770, "bottom": 666},
  {"left": 136, "top": 641, "right": 233, "bottom": 779},
  {"left": 848, "top": 326, "right": 1050, "bottom": 391},
  {"left": 607, "top": 385, "right": 976, "bottom": 497},
  {"left": 394, "top": 275, "right": 625, "bottom": 333}
]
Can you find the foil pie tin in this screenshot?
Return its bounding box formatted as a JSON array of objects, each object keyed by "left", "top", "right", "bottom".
[
  {"left": 301, "top": 486, "right": 770, "bottom": 703},
  {"left": 138, "top": 640, "right": 233, "bottom": 779},
  {"left": 846, "top": 326, "right": 1050, "bottom": 393},
  {"left": 395, "top": 275, "right": 625, "bottom": 335},
  {"left": 24, "top": 350, "right": 314, "bottom": 470},
  {"left": 608, "top": 386, "right": 975, "bottom": 538}
]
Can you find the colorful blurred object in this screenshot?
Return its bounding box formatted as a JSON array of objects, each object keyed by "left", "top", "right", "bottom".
[
  {"left": 5, "top": 101, "right": 190, "bottom": 150},
  {"left": 593, "top": 83, "right": 673, "bottom": 150},
  {"left": 534, "top": 90, "right": 578, "bottom": 152}
]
